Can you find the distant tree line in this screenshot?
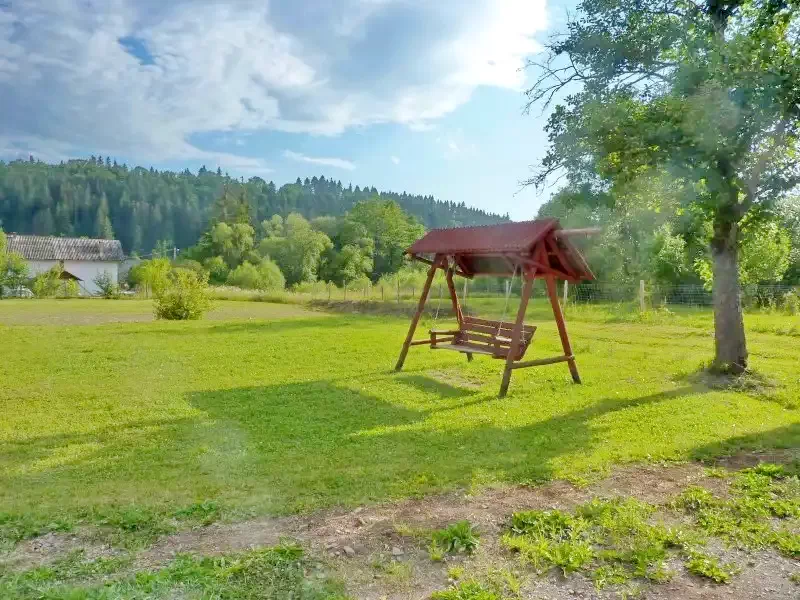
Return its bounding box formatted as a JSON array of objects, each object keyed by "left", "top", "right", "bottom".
[{"left": 0, "top": 156, "right": 506, "bottom": 255}]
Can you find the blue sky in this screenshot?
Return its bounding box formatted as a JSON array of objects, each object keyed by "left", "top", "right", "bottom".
[{"left": 0, "top": 0, "right": 576, "bottom": 220}]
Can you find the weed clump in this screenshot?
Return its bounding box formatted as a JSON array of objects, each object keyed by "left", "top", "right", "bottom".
[{"left": 429, "top": 521, "right": 480, "bottom": 561}]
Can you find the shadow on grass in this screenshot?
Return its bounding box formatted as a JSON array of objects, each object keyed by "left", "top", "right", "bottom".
[
  {"left": 690, "top": 422, "right": 800, "bottom": 462},
  {"left": 2, "top": 379, "right": 720, "bottom": 517},
  {"left": 395, "top": 374, "right": 476, "bottom": 399}
]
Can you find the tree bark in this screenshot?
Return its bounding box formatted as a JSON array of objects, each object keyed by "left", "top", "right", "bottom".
[{"left": 710, "top": 220, "right": 747, "bottom": 373}]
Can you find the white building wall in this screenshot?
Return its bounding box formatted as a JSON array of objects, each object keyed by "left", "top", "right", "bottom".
[{"left": 25, "top": 260, "right": 119, "bottom": 295}]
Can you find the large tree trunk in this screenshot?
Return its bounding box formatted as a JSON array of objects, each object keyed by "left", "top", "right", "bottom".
[{"left": 710, "top": 220, "right": 747, "bottom": 373}]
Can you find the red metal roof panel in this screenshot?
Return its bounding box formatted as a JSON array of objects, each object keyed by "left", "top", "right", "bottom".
[{"left": 406, "top": 219, "right": 558, "bottom": 255}]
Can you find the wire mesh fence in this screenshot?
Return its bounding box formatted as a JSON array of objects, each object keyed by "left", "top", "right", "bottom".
[{"left": 209, "top": 278, "right": 800, "bottom": 319}]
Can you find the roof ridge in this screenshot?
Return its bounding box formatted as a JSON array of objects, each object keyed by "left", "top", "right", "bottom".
[{"left": 424, "top": 217, "right": 557, "bottom": 234}]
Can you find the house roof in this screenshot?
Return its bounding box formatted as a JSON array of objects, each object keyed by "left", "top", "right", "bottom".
[
  {"left": 6, "top": 234, "right": 124, "bottom": 262},
  {"left": 406, "top": 219, "right": 558, "bottom": 255}
]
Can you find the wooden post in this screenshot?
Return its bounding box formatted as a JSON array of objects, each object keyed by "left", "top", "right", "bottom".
[
  {"left": 344, "top": 284, "right": 347, "bottom": 301},
  {"left": 446, "top": 264, "right": 472, "bottom": 362},
  {"left": 381, "top": 285, "right": 385, "bottom": 301},
  {"left": 499, "top": 273, "right": 535, "bottom": 397},
  {"left": 546, "top": 276, "right": 581, "bottom": 383},
  {"left": 396, "top": 278, "right": 400, "bottom": 303},
  {"left": 395, "top": 257, "right": 441, "bottom": 371},
  {"left": 639, "top": 280, "right": 646, "bottom": 312},
  {"left": 463, "top": 278, "right": 468, "bottom": 312},
  {"left": 562, "top": 280, "right": 569, "bottom": 312}
]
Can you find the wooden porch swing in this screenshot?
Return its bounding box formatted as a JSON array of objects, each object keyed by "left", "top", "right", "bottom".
[{"left": 394, "top": 218, "right": 596, "bottom": 397}]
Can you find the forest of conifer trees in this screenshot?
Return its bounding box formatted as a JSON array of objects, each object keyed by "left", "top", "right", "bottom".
[{"left": 0, "top": 156, "right": 506, "bottom": 255}]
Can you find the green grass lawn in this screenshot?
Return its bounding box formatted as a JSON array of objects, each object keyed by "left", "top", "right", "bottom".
[{"left": 1, "top": 299, "right": 799, "bottom": 529}]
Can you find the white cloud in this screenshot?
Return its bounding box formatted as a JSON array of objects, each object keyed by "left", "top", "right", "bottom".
[
  {"left": 391, "top": 155, "right": 400, "bottom": 165},
  {"left": 0, "top": 0, "right": 548, "bottom": 166},
  {"left": 284, "top": 150, "right": 355, "bottom": 171}
]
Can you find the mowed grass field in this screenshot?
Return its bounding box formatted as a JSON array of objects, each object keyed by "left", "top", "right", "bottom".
[{"left": 1, "top": 298, "right": 799, "bottom": 526}]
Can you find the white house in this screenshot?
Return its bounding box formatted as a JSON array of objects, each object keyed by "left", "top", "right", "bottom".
[{"left": 7, "top": 234, "right": 124, "bottom": 296}]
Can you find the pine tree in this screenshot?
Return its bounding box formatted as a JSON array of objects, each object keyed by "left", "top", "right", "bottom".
[{"left": 94, "top": 193, "right": 114, "bottom": 239}]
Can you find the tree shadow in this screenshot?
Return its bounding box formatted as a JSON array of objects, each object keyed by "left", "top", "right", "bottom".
[
  {"left": 1, "top": 380, "right": 721, "bottom": 515},
  {"left": 395, "top": 374, "right": 477, "bottom": 399},
  {"left": 689, "top": 422, "right": 800, "bottom": 462}
]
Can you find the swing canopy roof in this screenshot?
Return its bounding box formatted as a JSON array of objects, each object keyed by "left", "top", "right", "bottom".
[{"left": 405, "top": 218, "right": 594, "bottom": 281}]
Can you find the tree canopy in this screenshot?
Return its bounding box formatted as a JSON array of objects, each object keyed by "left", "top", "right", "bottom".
[
  {"left": 0, "top": 157, "right": 506, "bottom": 255},
  {"left": 528, "top": 0, "right": 800, "bottom": 372}
]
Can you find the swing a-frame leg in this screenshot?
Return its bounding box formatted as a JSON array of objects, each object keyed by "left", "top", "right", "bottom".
[
  {"left": 499, "top": 274, "right": 534, "bottom": 397},
  {"left": 395, "top": 256, "right": 441, "bottom": 371},
  {"left": 498, "top": 273, "right": 582, "bottom": 397},
  {"left": 445, "top": 264, "right": 472, "bottom": 363}
]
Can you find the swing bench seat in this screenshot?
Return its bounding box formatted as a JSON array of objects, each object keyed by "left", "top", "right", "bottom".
[{"left": 430, "top": 316, "right": 537, "bottom": 361}]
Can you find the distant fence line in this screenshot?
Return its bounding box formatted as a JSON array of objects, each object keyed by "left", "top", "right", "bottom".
[{"left": 269, "top": 279, "right": 799, "bottom": 312}]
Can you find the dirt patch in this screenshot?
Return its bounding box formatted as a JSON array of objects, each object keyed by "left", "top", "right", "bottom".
[
  {"left": 710, "top": 449, "right": 799, "bottom": 472},
  {"left": 4, "top": 456, "right": 798, "bottom": 599}
]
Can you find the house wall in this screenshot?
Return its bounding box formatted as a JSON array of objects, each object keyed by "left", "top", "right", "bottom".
[{"left": 26, "top": 260, "right": 119, "bottom": 295}]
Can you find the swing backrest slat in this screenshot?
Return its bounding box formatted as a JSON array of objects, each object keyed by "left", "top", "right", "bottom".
[{"left": 452, "top": 316, "right": 537, "bottom": 360}]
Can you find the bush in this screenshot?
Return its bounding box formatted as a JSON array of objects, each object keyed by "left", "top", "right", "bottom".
[
  {"left": 154, "top": 269, "right": 212, "bottom": 320},
  {"left": 203, "top": 256, "right": 229, "bottom": 285},
  {"left": 62, "top": 279, "right": 80, "bottom": 298},
  {"left": 782, "top": 289, "right": 800, "bottom": 315},
  {"left": 257, "top": 258, "right": 285, "bottom": 291},
  {"left": 31, "top": 264, "right": 63, "bottom": 298},
  {"left": 93, "top": 271, "right": 120, "bottom": 299},
  {"left": 226, "top": 260, "right": 285, "bottom": 291},
  {"left": 173, "top": 259, "right": 207, "bottom": 279},
  {"left": 226, "top": 262, "right": 262, "bottom": 290},
  {"left": 128, "top": 258, "right": 171, "bottom": 298}
]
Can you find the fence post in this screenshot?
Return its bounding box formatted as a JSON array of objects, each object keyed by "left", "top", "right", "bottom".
[
  {"left": 344, "top": 284, "right": 347, "bottom": 301},
  {"left": 639, "top": 280, "right": 646, "bottom": 312},
  {"left": 381, "top": 285, "right": 385, "bottom": 301},
  {"left": 396, "top": 279, "right": 400, "bottom": 303},
  {"left": 328, "top": 283, "right": 331, "bottom": 301},
  {"left": 562, "top": 280, "right": 569, "bottom": 312}
]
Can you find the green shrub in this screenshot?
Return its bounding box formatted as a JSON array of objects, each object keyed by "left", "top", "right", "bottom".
[
  {"left": 226, "top": 260, "right": 285, "bottom": 291},
  {"left": 203, "top": 255, "right": 229, "bottom": 285},
  {"left": 93, "top": 270, "right": 120, "bottom": 298},
  {"left": 128, "top": 258, "right": 171, "bottom": 297},
  {"left": 257, "top": 258, "right": 286, "bottom": 291},
  {"left": 62, "top": 279, "right": 80, "bottom": 298},
  {"left": 31, "top": 264, "right": 63, "bottom": 298},
  {"left": 154, "top": 268, "right": 212, "bottom": 320}
]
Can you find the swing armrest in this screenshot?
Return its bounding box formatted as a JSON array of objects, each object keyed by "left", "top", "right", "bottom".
[{"left": 430, "top": 328, "right": 461, "bottom": 335}]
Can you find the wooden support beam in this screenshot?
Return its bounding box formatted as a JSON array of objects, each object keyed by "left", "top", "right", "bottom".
[
  {"left": 544, "top": 235, "right": 578, "bottom": 279},
  {"left": 510, "top": 355, "right": 573, "bottom": 369},
  {"left": 408, "top": 254, "right": 471, "bottom": 278},
  {"left": 554, "top": 227, "right": 602, "bottom": 237},
  {"left": 445, "top": 263, "right": 472, "bottom": 362},
  {"left": 395, "top": 256, "right": 441, "bottom": 371},
  {"left": 545, "top": 276, "right": 581, "bottom": 383},
  {"left": 499, "top": 270, "right": 535, "bottom": 397}
]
